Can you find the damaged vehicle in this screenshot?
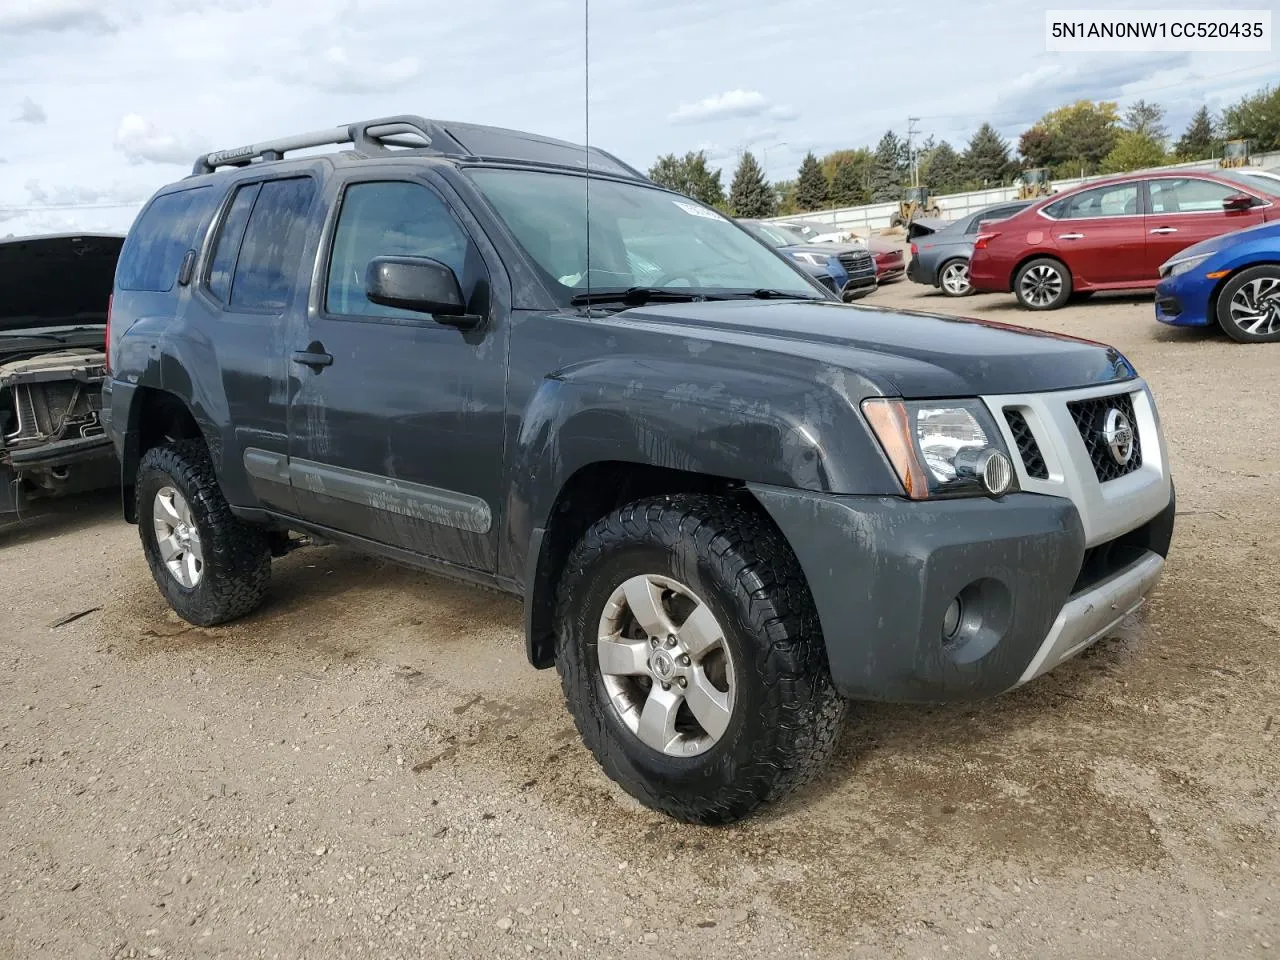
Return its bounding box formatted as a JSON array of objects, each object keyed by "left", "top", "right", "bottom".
[{"left": 1, "top": 233, "right": 121, "bottom": 519}]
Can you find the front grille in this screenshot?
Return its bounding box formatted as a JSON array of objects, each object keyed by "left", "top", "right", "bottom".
[
  {"left": 1067, "top": 392, "right": 1143, "bottom": 483},
  {"left": 838, "top": 251, "right": 876, "bottom": 281},
  {"left": 1003, "top": 408, "right": 1048, "bottom": 479},
  {"left": 816, "top": 274, "right": 838, "bottom": 293}
]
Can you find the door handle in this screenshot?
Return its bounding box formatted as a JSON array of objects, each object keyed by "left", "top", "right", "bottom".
[
  {"left": 1150, "top": 227, "right": 1178, "bottom": 234},
  {"left": 291, "top": 344, "right": 333, "bottom": 370},
  {"left": 1057, "top": 233, "right": 1085, "bottom": 240}
]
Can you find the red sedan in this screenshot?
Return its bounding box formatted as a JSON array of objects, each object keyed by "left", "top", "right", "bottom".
[
  {"left": 868, "top": 238, "right": 905, "bottom": 282},
  {"left": 968, "top": 169, "right": 1280, "bottom": 309}
]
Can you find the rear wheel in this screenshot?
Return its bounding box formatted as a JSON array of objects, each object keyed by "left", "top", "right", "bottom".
[
  {"left": 1014, "top": 257, "right": 1072, "bottom": 310},
  {"left": 938, "top": 258, "right": 972, "bottom": 297},
  {"left": 137, "top": 441, "right": 271, "bottom": 626},
  {"left": 1217, "top": 265, "right": 1280, "bottom": 343},
  {"left": 554, "top": 495, "right": 846, "bottom": 824}
]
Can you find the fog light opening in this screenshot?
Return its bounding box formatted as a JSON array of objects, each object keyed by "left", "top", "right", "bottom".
[{"left": 942, "top": 597, "right": 962, "bottom": 640}]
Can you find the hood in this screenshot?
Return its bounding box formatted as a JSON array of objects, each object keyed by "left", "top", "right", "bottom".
[
  {"left": 1174, "top": 218, "right": 1280, "bottom": 263},
  {"left": 0, "top": 233, "right": 124, "bottom": 334},
  {"left": 600, "top": 299, "right": 1134, "bottom": 397}
]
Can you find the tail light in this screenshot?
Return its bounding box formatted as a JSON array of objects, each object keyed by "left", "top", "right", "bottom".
[
  {"left": 104, "top": 294, "right": 113, "bottom": 375},
  {"left": 909, "top": 243, "right": 918, "bottom": 256},
  {"left": 973, "top": 232, "right": 999, "bottom": 251}
]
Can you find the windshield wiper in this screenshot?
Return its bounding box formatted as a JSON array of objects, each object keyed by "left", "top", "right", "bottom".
[
  {"left": 0, "top": 332, "right": 71, "bottom": 342},
  {"left": 569, "top": 287, "right": 719, "bottom": 307},
  {"left": 737, "top": 288, "right": 824, "bottom": 301}
]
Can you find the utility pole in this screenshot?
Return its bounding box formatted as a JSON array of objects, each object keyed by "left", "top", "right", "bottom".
[{"left": 907, "top": 117, "right": 921, "bottom": 188}]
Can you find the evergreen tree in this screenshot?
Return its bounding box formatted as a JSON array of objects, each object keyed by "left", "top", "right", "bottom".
[
  {"left": 793, "top": 151, "right": 829, "bottom": 211},
  {"left": 1173, "top": 106, "right": 1219, "bottom": 159},
  {"left": 919, "top": 141, "right": 963, "bottom": 194},
  {"left": 829, "top": 157, "right": 869, "bottom": 207},
  {"left": 961, "top": 123, "right": 1012, "bottom": 187},
  {"left": 1122, "top": 99, "right": 1167, "bottom": 143},
  {"left": 728, "top": 151, "right": 775, "bottom": 218},
  {"left": 869, "top": 131, "right": 906, "bottom": 202},
  {"left": 646, "top": 151, "right": 725, "bottom": 207}
]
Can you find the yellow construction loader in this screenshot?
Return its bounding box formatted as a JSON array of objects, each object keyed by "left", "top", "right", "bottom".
[
  {"left": 1017, "top": 168, "right": 1053, "bottom": 199},
  {"left": 889, "top": 186, "right": 941, "bottom": 229},
  {"left": 1220, "top": 140, "right": 1250, "bottom": 168}
]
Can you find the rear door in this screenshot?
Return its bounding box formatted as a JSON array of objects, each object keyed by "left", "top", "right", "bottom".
[
  {"left": 190, "top": 174, "right": 320, "bottom": 514},
  {"left": 1143, "top": 176, "right": 1270, "bottom": 277},
  {"left": 1040, "top": 182, "right": 1147, "bottom": 286}
]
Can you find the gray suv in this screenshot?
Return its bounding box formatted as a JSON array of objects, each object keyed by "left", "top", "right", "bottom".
[{"left": 105, "top": 115, "right": 1174, "bottom": 824}]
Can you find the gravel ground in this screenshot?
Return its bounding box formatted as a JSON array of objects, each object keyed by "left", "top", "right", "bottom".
[{"left": 2, "top": 273, "right": 1278, "bottom": 960}]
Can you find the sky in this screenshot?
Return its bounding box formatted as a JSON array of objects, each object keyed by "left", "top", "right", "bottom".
[{"left": 1, "top": 0, "right": 1277, "bottom": 236}]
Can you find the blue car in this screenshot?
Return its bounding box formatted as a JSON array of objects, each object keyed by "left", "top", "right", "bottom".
[{"left": 1156, "top": 220, "right": 1280, "bottom": 343}]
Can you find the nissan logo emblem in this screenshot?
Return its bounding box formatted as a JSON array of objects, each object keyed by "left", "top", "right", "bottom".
[{"left": 1102, "top": 408, "right": 1135, "bottom": 466}]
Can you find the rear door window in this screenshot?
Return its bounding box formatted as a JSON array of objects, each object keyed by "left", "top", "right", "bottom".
[
  {"left": 205, "top": 184, "right": 259, "bottom": 303},
  {"left": 228, "top": 178, "right": 317, "bottom": 311},
  {"left": 116, "top": 186, "right": 214, "bottom": 292}
]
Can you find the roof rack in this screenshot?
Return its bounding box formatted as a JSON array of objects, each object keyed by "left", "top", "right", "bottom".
[
  {"left": 191, "top": 115, "right": 451, "bottom": 175},
  {"left": 190, "top": 113, "right": 650, "bottom": 182}
]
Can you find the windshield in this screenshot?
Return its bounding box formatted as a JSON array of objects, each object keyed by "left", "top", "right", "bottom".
[{"left": 467, "top": 169, "right": 820, "bottom": 299}]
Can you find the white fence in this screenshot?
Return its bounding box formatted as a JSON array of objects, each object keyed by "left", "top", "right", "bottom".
[{"left": 766, "top": 151, "right": 1280, "bottom": 236}]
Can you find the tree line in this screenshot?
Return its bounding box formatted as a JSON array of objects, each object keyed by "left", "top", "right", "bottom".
[{"left": 647, "top": 84, "right": 1280, "bottom": 218}]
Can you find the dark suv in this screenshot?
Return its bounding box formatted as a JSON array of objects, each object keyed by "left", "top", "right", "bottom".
[{"left": 105, "top": 115, "right": 1176, "bottom": 824}]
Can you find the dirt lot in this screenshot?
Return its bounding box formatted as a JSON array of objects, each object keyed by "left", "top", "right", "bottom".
[{"left": 2, "top": 276, "right": 1277, "bottom": 960}]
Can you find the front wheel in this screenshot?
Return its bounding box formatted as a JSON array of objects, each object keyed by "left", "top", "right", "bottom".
[
  {"left": 555, "top": 495, "right": 846, "bottom": 824},
  {"left": 136, "top": 441, "right": 271, "bottom": 626},
  {"left": 1014, "top": 257, "right": 1072, "bottom": 310},
  {"left": 1217, "top": 265, "right": 1280, "bottom": 343},
  {"left": 938, "top": 258, "right": 972, "bottom": 297}
]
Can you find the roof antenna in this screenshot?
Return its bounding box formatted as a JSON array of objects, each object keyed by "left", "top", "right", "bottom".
[{"left": 584, "top": 0, "right": 591, "bottom": 313}]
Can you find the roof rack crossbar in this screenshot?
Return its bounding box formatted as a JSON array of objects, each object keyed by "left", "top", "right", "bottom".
[{"left": 191, "top": 115, "right": 437, "bottom": 175}]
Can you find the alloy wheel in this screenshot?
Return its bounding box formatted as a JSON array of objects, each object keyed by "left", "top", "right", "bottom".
[
  {"left": 1228, "top": 276, "right": 1280, "bottom": 337},
  {"left": 941, "top": 261, "right": 971, "bottom": 295},
  {"left": 1019, "top": 264, "right": 1063, "bottom": 307},
  {"left": 595, "top": 574, "right": 736, "bottom": 757},
  {"left": 152, "top": 486, "right": 204, "bottom": 588}
]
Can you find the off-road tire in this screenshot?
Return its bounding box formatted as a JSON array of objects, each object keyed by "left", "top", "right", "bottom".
[
  {"left": 136, "top": 441, "right": 271, "bottom": 626},
  {"left": 1216, "top": 265, "right": 1280, "bottom": 343},
  {"left": 1014, "top": 257, "right": 1073, "bottom": 311},
  {"left": 554, "top": 494, "right": 847, "bottom": 824}
]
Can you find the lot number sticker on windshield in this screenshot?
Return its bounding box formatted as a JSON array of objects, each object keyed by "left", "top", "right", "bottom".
[{"left": 672, "top": 200, "right": 725, "bottom": 221}]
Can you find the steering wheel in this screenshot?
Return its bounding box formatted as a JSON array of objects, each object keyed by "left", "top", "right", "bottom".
[{"left": 650, "top": 271, "right": 698, "bottom": 288}]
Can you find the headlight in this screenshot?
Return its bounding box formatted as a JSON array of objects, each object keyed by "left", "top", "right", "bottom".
[
  {"left": 862, "top": 398, "right": 1016, "bottom": 499},
  {"left": 791, "top": 251, "right": 830, "bottom": 266},
  {"left": 1160, "top": 253, "right": 1210, "bottom": 278}
]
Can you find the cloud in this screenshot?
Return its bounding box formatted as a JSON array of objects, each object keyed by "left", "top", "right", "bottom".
[
  {"left": 292, "top": 46, "right": 422, "bottom": 94},
  {"left": 993, "top": 52, "right": 1193, "bottom": 127},
  {"left": 113, "top": 114, "right": 209, "bottom": 166},
  {"left": 668, "top": 89, "right": 796, "bottom": 126},
  {"left": 0, "top": 0, "right": 115, "bottom": 34},
  {"left": 14, "top": 98, "right": 47, "bottom": 124}
]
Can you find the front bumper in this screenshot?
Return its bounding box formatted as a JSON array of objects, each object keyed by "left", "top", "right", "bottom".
[
  {"left": 749, "top": 484, "right": 1174, "bottom": 702},
  {"left": 1154, "top": 277, "right": 1210, "bottom": 327},
  {"left": 1, "top": 434, "right": 117, "bottom": 517},
  {"left": 841, "top": 277, "right": 877, "bottom": 301}
]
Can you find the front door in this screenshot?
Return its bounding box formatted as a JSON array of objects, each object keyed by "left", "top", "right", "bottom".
[
  {"left": 286, "top": 176, "right": 507, "bottom": 573},
  {"left": 1042, "top": 181, "right": 1148, "bottom": 286},
  {"left": 1144, "top": 177, "right": 1269, "bottom": 277}
]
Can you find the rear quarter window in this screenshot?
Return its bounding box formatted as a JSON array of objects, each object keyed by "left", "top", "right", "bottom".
[{"left": 116, "top": 186, "right": 214, "bottom": 292}]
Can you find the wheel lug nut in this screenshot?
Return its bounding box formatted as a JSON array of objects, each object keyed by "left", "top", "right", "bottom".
[
  {"left": 676, "top": 677, "right": 687, "bottom": 688},
  {"left": 665, "top": 636, "right": 676, "bottom": 648},
  {"left": 679, "top": 655, "right": 690, "bottom": 666},
  {"left": 650, "top": 637, "right": 659, "bottom": 648},
  {"left": 661, "top": 682, "right": 671, "bottom": 691}
]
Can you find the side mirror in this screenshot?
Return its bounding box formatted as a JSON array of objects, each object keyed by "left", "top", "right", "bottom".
[
  {"left": 1223, "top": 193, "right": 1255, "bottom": 212},
  {"left": 365, "top": 256, "right": 480, "bottom": 327}
]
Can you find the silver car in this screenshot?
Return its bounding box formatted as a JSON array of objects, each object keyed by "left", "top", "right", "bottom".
[{"left": 906, "top": 201, "right": 1031, "bottom": 297}]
